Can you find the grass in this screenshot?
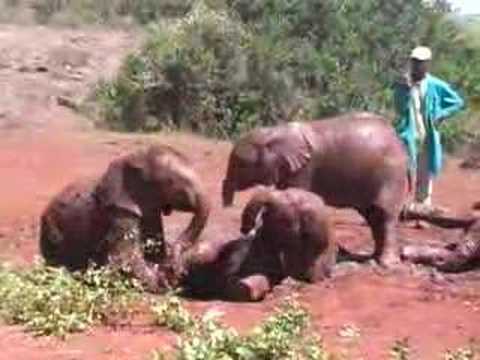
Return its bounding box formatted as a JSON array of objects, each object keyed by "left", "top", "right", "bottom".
[
  {"left": 390, "top": 338, "right": 412, "bottom": 360},
  {"left": 0, "top": 262, "right": 476, "bottom": 359},
  {"left": 151, "top": 294, "right": 334, "bottom": 360},
  {"left": 0, "top": 262, "right": 142, "bottom": 338},
  {"left": 151, "top": 294, "right": 480, "bottom": 360}
]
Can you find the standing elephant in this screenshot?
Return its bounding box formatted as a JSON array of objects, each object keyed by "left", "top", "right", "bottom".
[
  {"left": 401, "top": 209, "right": 480, "bottom": 272},
  {"left": 40, "top": 145, "right": 211, "bottom": 292},
  {"left": 222, "top": 112, "right": 408, "bottom": 266},
  {"left": 184, "top": 188, "right": 336, "bottom": 301}
]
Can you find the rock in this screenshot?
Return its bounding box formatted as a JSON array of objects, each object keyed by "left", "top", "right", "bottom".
[
  {"left": 35, "top": 65, "right": 49, "bottom": 73},
  {"left": 17, "top": 64, "right": 49, "bottom": 73},
  {"left": 57, "top": 95, "right": 79, "bottom": 110}
]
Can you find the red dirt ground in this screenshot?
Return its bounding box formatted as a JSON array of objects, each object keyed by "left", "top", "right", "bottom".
[{"left": 0, "top": 25, "right": 479, "bottom": 360}]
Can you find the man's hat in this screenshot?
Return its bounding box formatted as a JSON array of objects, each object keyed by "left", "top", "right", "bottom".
[{"left": 410, "top": 46, "right": 432, "bottom": 61}]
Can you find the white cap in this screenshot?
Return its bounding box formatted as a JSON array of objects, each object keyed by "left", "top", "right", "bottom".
[{"left": 410, "top": 46, "right": 432, "bottom": 61}]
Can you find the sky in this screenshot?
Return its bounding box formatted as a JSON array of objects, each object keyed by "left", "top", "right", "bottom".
[{"left": 449, "top": 0, "right": 480, "bottom": 14}]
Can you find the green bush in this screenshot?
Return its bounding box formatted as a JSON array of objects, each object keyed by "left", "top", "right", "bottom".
[
  {"left": 390, "top": 338, "right": 412, "bottom": 360},
  {"left": 152, "top": 295, "right": 332, "bottom": 359},
  {"left": 443, "top": 342, "right": 479, "bottom": 360},
  {"left": 92, "top": 0, "right": 480, "bottom": 143},
  {"left": 93, "top": 1, "right": 261, "bottom": 137},
  {"left": 0, "top": 263, "right": 141, "bottom": 338}
]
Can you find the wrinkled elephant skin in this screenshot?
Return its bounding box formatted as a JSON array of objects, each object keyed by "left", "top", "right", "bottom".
[
  {"left": 40, "top": 144, "right": 211, "bottom": 293},
  {"left": 186, "top": 188, "right": 335, "bottom": 302},
  {"left": 223, "top": 112, "right": 408, "bottom": 266}
]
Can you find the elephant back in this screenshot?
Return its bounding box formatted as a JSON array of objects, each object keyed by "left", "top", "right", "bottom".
[{"left": 40, "top": 177, "right": 109, "bottom": 269}]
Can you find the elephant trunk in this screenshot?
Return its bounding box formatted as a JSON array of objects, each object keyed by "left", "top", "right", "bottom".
[
  {"left": 240, "top": 191, "right": 270, "bottom": 235},
  {"left": 222, "top": 152, "right": 240, "bottom": 207},
  {"left": 222, "top": 178, "right": 236, "bottom": 207},
  {"left": 177, "top": 187, "right": 211, "bottom": 246}
]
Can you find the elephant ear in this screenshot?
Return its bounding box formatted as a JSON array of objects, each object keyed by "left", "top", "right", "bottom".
[
  {"left": 268, "top": 122, "right": 314, "bottom": 178},
  {"left": 95, "top": 151, "right": 147, "bottom": 217}
]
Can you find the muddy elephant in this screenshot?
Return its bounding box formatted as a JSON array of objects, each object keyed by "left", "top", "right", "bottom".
[
  {"left": 184, "top": 188, "right": 336, "bottom": 301},
  {"left": 222, "top": 112, "right": 408, "bottom": 266},
  {"left": 40, "top": 144, "right": 211, "bottom": 292},
  {"left": 401, "top": 209, "right": 480, "bottom": 272}
]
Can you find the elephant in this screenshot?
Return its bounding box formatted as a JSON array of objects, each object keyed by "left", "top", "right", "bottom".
[
  {"left": 222, "top": 112, "right": 408, "bottom": 266},
  {"left": 401, "top": 208, "right": 480, "bottom": 272},
  {"left": 39, "top": 144, "right": 211, "bottom": 292},
  {"left": 183, "top": 188, "right": 336, "bottom": 301}
]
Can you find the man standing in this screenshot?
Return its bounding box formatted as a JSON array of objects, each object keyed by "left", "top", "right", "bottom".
[{"left": 395, "top": 46, "right": 464, "bottom": 216}]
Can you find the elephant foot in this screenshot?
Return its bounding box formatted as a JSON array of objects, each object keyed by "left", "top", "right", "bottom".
[{"left": 377, "top": 250, "right": 402, "bottom": 268}]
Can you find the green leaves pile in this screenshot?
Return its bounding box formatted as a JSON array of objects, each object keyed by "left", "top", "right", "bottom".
[
  {"left": 0, "top": 263, "right": 141, "bottom": 338},
  {"left": 152, "top": 295, "right": 332, "bottom": 360}
]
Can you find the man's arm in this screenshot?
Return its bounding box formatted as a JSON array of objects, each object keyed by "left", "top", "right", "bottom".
[{"left": 436, "top": 81, "right": 465, "bottom": 122}]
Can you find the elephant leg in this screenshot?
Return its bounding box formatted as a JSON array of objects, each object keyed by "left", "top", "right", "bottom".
[
  {"left": 301, "top": 244, "right": 337, "bottom": 282},
  {"left": 40, "top": 214, "right": 90, "bottom": 271},
  {"left": 39, "top": 214, "right": 64, "bottom": 267},
  {"left": 359, "top": 206, "right": 400, "bottom": 267},
  {"left": 223, "top": 274, "right": 273, "bottom": 302},
  {"left": 104, "top": 211, "right": 169, "bottom": 293}
]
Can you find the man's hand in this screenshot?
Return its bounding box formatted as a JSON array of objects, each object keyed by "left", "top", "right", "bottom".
[{"left": 396, "top": 72, "right": 411, "bottom": 88}]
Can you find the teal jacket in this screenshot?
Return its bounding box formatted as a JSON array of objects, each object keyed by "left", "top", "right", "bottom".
[{"left": 394, "top": 74, "right": 465, "bottom": 177}]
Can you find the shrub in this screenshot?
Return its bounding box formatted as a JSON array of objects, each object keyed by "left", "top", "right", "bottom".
[
  {"left": 0, "top": 263, "right": 141, "bottom": 338},
  {"left": 443, "top": 341, "right": 479, "bottom": 360},
  {"left": 390, "top": 338, "right": 412, "bottom": 360},
  {"left": 151, "top": 295, "right": 333, "bottom": 359},
  {"left": 93, "top": 1, "right": 262, "bottom": 137},
  {"left": 92, "top": 0, "right": 479, "bottom": 142}
]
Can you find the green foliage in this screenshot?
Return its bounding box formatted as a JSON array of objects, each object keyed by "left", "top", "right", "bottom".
[
  {"left": 0, "top": 263, "right": 141, "bottom": 338},
  {"left": 390, "top": 338, "right": 412, "bottom": 360},
  {"left": 93, "top": 1, "right": 259, "bottom": 137},
  {"left": 443, "top": 341, "right": 480, "bottom": 360},
  {"left": 0, "top": 0, "right": 21, "bottom": 23},
  {"left": 152, "top": 293, "right": 195, "bottom": 333},
  {"left": 93, "top": 0, "right": 480, "bottom": 145},
  {"left": 151, "top": 296, "right": 333, "bottom": 359}
]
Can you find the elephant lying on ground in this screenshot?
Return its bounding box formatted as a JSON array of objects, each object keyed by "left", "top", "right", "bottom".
[
  {"left": 184, "top": 188, "right": 336, "bottom": 301},
  {"left": 222, "top": 112, "right": 408, "bottom": 266},
  {"left": 40, "top": 145, "right": 210, "bottom": 292},
  {"left": 401, "top": 209, "right": 480, "bottom": 272}
]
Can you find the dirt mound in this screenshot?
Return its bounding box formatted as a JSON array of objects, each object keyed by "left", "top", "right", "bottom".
[{"left": 0, "top": 24, "right": 137, "bottom": 131}]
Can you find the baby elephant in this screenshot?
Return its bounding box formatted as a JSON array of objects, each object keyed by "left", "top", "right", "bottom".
[
  {"left": 40, "top": 145, "right": 210, "bottom": 292},
  {"left": 401, "top": 209, "right": 480, "bottom": 272},
  {"left": 221, "top": 188, "right": 336, "bottom": 301}
]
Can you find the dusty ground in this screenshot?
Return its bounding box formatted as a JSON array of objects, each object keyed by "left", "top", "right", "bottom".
[{"left": 0, "top": 25, "right": 479, "bottom": 359}]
